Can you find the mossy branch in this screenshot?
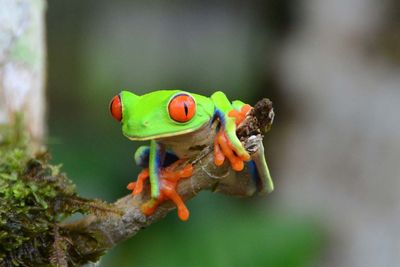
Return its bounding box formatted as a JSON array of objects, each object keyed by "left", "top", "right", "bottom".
[{"left": 0, "top": 99, "right": 273, "bottom": 266}]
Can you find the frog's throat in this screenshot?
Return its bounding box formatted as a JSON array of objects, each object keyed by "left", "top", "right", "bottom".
[{"left": 125, "top": 125, "right": 204, "bottom": 141}]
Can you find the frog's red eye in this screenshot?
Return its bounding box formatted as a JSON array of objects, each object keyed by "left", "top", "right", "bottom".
[
  {"left": 168, "top": 94, "right": 196, "bottom": 123},
  {"left": 110, "top": 94, "right": 122, "bottom": 121}
]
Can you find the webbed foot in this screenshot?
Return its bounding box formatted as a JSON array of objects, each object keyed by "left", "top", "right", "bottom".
[
  {"left": 127, "top": 160, "right": 193, "bottom": 221},
  {"left": 228, "top": 104, "right": 252, "bottom": 125},
  {"left": 214, "top": 104, "right": 252, "bottom": 171}
]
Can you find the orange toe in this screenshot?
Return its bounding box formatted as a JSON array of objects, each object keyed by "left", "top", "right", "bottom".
[
  {"left": 127, "top": 168, "right": 149, "bottom": 195},
  {"left": 214, "top": 136, "right": 226, "bottom": 166},
  {"left": 231, "top": 159, "right": 244, "bottom": 172},
  {"left": 164, "top": 189, "right": 190, "bottom": 221},
  {"left": 228, "top": 104, "right": 252, "bottom": 126},
  {"left": 215, "top": 131, "right": 246, "bottom": 171},
  {"left": 177, "top": 205, "right": 189, "bottom": 221},
  {"left": 127, "top": 182, "right": 136, "bottom": 191}
]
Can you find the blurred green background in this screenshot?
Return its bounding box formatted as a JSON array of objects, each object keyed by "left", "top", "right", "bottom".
[{"left": 46, "top": 1, "right": 325, "bottom": 266}]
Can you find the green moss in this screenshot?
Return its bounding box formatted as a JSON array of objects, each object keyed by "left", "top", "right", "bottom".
[{"left": 0, "top": 118, "right": 113, "bottom": 266}]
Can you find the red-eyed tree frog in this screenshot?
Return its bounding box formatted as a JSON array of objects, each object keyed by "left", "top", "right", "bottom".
[{"left": 110, "top": 90, "right": 273, "bottom": 221}]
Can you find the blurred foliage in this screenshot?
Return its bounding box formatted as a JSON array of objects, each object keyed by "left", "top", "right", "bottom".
[{"left": 46, "top": 1, "right": 326, "bottom": 266}]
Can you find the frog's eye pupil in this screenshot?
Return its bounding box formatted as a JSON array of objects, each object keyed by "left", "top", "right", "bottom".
[
  {"left": 110, "top": 94, "right": 122, "bottom": 122},
  {"left": 184, "top": 103, "right": 189, "bottom": 116},
  {"left": 168, "top": 94, "right": 196, "bottom": 123}
]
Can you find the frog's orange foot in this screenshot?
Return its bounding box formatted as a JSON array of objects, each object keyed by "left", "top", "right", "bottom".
[
  {"left": 229, "top": 104, "right": 252, "bottom": 126},
  {"left": 214, "top": 131, "right": 249, "bottom": 171},
  {"left": 140, "top": 160, "right": 193, "bottom": 221},
  {"left": 127, "top": 168, "right": 149, "bottom": 195},
  {"left": 214, "top": 104, "right": 252, "bottom": 172}
]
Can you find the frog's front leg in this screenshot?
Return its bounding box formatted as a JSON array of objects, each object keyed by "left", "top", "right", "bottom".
[
  {"left": 127, "top": 141, "right": 193, "bottom": 221},
  {"left": 211, "top": 92, "right": 252, "bottom": 171}
]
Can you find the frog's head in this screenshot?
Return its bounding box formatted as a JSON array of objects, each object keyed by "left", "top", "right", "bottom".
[{"left": 110, "top": 90, "right": 214, "bottom": 140}]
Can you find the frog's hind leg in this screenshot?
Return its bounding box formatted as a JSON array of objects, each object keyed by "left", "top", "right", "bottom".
[{"left": 247, "top": 142, "right": 274, "bottom": 194}]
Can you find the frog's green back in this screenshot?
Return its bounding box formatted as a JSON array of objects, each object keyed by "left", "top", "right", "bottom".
[{"left": 120, "top": 90, "right": 215, "bottom": 140}]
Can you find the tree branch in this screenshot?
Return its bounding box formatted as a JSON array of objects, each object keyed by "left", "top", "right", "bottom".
[{"left": 63, "top": 98, "right": 274, "bottom": 265}]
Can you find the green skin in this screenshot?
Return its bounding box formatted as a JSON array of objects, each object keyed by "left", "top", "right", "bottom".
[{"left": 119, "top": 90, "right": 273, "bottom": 198}]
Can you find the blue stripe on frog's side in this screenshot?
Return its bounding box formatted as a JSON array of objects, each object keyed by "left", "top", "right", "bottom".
[
  {"left": 134, "top": 146, "right": 179, "bottom": 168},
  {"left": 211, "top": 109, "right": 226, "bottom": 131},
  {"left": 248, "top": 160, "right": 262, "bottom": 191}
]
